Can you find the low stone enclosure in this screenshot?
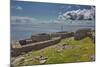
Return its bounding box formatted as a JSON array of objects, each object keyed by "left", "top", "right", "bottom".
[
  {"left": 74, "top": 28, "right": 95, "bottom": 41},
  {"left": 11, "top": 28, "right": 95, "bottom": 57},
  {"left": 11, "top": 32, "right": 74, "bottom": 57},
  {"left": 11, "top": 37, "right": 61, "bottom": 57}
]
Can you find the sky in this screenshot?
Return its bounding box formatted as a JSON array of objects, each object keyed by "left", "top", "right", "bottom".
[{"left": 11, "top": 0, "right": 95, "bottom": 23}]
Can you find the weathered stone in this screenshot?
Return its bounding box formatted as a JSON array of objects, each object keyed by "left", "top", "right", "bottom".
[
  {"left": 39, "top": 60, "right": 47, "bottom": 64},
  {"left": 90, "top": 55, "right": 95, "bottom": 61},
  {"left": 19, "top": 40, "right": 27, "bottom": 45},
  {"left": 50, "top": 32, "right": 74, "bottom": 39},
  {"left": 25, "top": 39, "right": 33, "bottom": 44},
  {"left": 11, "top": 37, "right": 61, "bottom": 57},
  {"left": 40, "top": 56, "right": 48, "bottom": 60},
  {"left": 56, "top": 44, "right": 72, "bottom": 53},
  {"left": 11, "top": 31, "right": 75, "bottom": 57},
  {"left": 34, "top": 55, "right": 48, "bottom": 64},
  {"left": 18, "top": 39, "right": 33, "bottom": 46},
  {"left": 56, "top": 49, "right": 63, "bottom": 53},
  {"left": 35, "top": 56, "right": 41, "bottom": 60},
  {"left": 12, "top": 57, "right": 24, "bottom": 64},
  {"left": 11, "top": 41, "right": 21, "bottom": 48},
  {"left": 24, "top": 58, "right": 33, "bottom": 62},
  {"left": 31, "top": 33, "right": 50, "bottom": 42},
  {"left": 74, "top": 28, "right": 92, "bottom": 40},
  {"left": 39, "top": 56, "right": 48, "bottom": 64}
]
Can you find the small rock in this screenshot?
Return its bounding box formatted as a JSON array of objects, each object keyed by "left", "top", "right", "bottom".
[
  {"left": 35, "top": 55, "right": 48, "bottom": 64},
  {"left": 39, "top": 59, "right": 47, "bottom": 64},
  {"left": 25, "top": 54, "right": 30, "bottom": 57},
  {"left": 56, "top": 44, "right": 71, "bottom": 53},
  {"left": 56, "top": 49, "right": 63, "bottom": 53},
  {"left": 35, "top": 56, "right": 40, "bottom": 60},
  {"left": 24, "top": 58, "right": 33, "bottom": 62},
  {"left": 90, "top": 55, "right": 95, "bottom": 61},
  {"left": 12, "top": 57, "right": 24, "bottom": 64},
  {"left": 39, "top": 56, "right": 48, "bottom": 60}
]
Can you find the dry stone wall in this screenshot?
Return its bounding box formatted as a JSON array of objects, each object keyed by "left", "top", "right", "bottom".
[
  {"left": 11, "top": 29, "right": 95, "bottom": 57},
  {"left": 11, "top": 37, "right": 61, "bottom": 57}
]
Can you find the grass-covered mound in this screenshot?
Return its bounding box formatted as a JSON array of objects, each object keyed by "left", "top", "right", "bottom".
[{"left": 11, "top": 37, "right": 95, "bottom": 66}]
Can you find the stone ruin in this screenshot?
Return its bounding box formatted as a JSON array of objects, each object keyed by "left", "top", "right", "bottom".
[
  {"left": 50, "top": 31, "right": 74, "bottom": 39},
  {"left": 11, "top": 32, "right": 74, "bottom": 57},
  {"left": 18, "top": 33, "right": 51, "bottom": 46},
  {"left": 31, "top": 33, "right": 51, "bottom": 42},
  {"left": 74, "top": 28, "right": 93, "bottom": 40},
  {"left": 11, "top": 29, "right": 95, "bottom": 57}
]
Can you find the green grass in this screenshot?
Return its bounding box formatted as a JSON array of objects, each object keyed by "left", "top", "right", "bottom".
[{"left": 12, "top": 37, "right": 95, "bottom": 66}]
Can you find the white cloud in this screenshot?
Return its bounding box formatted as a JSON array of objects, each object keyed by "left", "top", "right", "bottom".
[
  {"left": 11, "top": 5, "right": 23, "bottom": 11},
  {"left": 58, "top": 15, "right": 66, "bottom": 21},
  {"left": 16, "top": 6, "right": 23, "bottom": 10},
  {"left": 57, "top": 6, "right": 95, "bottom": 21},
  {"left": 11, "top": 16, "right": 37, "bottom": 24},
  {"left": 11, "top": 16, "right": 54, "bottom": 24}
]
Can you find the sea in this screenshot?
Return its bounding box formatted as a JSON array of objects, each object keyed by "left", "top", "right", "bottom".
[{"left": 11, "top": 20, "right": 95, "bottom": 40}]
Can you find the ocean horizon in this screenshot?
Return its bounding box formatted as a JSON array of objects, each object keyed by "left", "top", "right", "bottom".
[{"left": 11, "top": 20, "right": 95, "bottom": 40}]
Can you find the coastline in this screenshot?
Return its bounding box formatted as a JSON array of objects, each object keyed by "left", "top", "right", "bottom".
[
  {"left": 11, "top": 28, "right": 95, "bottom": 66},
  {"left": 11, "top": 28, "right": 95, "bottom": 57}
]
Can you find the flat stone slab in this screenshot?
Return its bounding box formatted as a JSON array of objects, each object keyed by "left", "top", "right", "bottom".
[
  {"left": 12, "top": 56, "right": 24, "bottom": 64},
  {"left": 39, "top": 60, "right": 47, "bottom": 64}
]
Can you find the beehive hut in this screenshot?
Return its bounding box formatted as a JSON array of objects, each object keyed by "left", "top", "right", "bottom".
[{"left": 74, "top": 28, "right": 92, "bottom": 40}]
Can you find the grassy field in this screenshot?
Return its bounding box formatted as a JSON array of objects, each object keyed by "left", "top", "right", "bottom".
[{"left": 12, "top": 37, "right": 95, "bottom": 66}]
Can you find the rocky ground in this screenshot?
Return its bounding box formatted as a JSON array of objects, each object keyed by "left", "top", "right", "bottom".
[{"left": 11, "top": 37, "right": 95, "bottom": 66}]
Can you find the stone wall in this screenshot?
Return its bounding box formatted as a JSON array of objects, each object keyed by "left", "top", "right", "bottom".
[
  {"left": 19, "top": 39, "right": 33, "bottom": 45},
  {"left": 11, "top": 31, "right": 75, "bottom": 57},
  {"left": 31, "top": 33, "right": 50, "bottom": 43},
  {"left": 11, "top": 37, "right": 61, "bottom": 57},
  {"left": 50, "top": 32, "right": 74, "bottom": 39},
  {"left": 74, "top": 28, "right": 93, "bottom": 40},
  {"left": 17, "top": 32, "right": 74, "bottom": 46}
]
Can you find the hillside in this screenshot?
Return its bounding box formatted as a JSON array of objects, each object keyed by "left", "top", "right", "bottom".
[{"left": 11, "top": 37, "right": 95, "bottom": 66}]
